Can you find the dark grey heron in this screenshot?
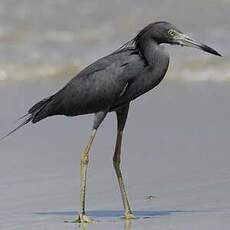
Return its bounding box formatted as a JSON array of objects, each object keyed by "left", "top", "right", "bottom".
[{"left": 3, "top": 21, "right": 221, "bottom": 223}]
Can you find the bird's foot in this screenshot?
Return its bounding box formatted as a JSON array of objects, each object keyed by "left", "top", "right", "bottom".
[
  {"left": 74, "top": 214, "right": 93, "bottom": 223},
  {"left": 122, "top": 213, "right": 138, "bottom": 220}
]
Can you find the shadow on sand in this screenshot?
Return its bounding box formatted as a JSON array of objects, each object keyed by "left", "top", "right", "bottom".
[
  {"left": 35, "top": 209, "right": 195, "bottom": 219},
  {"left": 35, "top": 210, "right": 206, "bottom": 229}
]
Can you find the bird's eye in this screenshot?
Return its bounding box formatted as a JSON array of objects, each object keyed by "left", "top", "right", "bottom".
[{"left": 168, "top": 29, "right": 176, "bottom": 37}]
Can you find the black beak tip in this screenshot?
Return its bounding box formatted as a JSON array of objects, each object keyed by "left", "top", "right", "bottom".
[
  {"left": 210, "top": 49, "right": 222, "bottom": 57},
  {"left": 202, "top": 44, "right": 222, "bottom": 57},
  {"left": 215, "top": 51, "right": 222, "bottom": 57}
]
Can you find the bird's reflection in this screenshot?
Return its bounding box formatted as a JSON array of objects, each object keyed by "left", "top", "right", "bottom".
[
  {"left": 124, "top": 220, "right": 132, "bottom": 230},
  {"left": 78, "top": 222, "right": 87, "bottom": 230},
  {"left": 78, "top": 219, "right": 132, "bottom": 230},
  {"left": 35, "top": 209, "right": 196, "bottom": 229}
]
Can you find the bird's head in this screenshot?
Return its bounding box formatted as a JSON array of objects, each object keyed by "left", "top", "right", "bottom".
[{"left": 135, "top": 21, "right": 221, "bottom": 56}]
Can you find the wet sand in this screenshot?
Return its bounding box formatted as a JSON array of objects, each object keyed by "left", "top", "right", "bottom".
[{"left": 1, "top": 80, "right": 230, "bottom": 229}]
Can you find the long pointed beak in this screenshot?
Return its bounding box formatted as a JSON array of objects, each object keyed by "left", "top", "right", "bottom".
[{"left": 177, "top": 33, "right": 222, "bottom": 56}]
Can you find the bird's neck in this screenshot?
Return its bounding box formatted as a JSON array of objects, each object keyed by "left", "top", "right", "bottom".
[{"left": 137, "top": 38, "right": 160, "bottom": 67}]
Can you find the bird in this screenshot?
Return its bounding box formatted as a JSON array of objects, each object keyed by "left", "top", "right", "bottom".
[{"left": 3, "top": 21, "right": 221, "bottom": 223}]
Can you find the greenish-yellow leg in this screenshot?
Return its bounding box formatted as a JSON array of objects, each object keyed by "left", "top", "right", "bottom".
[
  {"left": 75, "top": 129, "right": 96, "bottom": 223},
  {"left": 113, "top": 130, "right": 136, "bottom": 219}
]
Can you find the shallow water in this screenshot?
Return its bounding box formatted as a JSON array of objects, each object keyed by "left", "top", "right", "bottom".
[
  {"left": 0, "top": 0, "right": 229, "bottom": 81},
  {"left": 1, "top": 81, "right": 230, "bottom": 229}
]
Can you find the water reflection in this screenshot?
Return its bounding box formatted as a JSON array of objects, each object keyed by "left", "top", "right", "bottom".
[
  {"left": 124, "top": 220, "right": 132, "bottom": 230},
  {"left": 78, "top": 219, "right": 132, "bottom": 230},
  {"left": 36, "top": 209, "right": 198, "bottom": 230}
]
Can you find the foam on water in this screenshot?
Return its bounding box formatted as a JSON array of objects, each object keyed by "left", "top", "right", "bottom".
[
  {"left": 0, "top": 58, "right": 229, "bottom": 83},
  {"left": 0, "top": 62, "right": 83, "bottom": 81},
  {"left": 0, "top": 0, "right": 228, "bottom": 83},
  {"left": 170, "top": 59, "right": 230, "bottom": 82}
]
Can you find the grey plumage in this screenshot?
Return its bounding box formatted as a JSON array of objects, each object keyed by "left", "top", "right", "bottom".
[
  {"left": 3, "top": 21, "right": 220, "bottom": 133},
  {"left": 1, "top": 21, "right": 221, "bottom": 222}
]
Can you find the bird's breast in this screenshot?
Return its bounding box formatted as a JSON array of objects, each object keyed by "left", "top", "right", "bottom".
[{"left": 114, "top": 52, "right": 170, "bottom": 107}]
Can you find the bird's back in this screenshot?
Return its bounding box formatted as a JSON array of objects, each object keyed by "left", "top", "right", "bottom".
[{"left": 30, "top": 48, "right": 146, "bottom": 122}]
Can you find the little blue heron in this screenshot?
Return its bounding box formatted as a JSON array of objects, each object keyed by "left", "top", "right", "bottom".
[{"left": 3, "top": 21, "right": 221, "bottom": 223}]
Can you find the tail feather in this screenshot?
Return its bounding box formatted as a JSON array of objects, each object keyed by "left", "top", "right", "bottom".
[
  {"left": 30, "top": 96, "right": 54, "bottom": 123},
  {"left": 28, "top": 97, "right": 51, "bottom": 114},
  {"left": 1, "top": 96, "right": 53, "bottom": 141},
  {"left": 0, "top": 116, "right": 32, "bottom": 141}
]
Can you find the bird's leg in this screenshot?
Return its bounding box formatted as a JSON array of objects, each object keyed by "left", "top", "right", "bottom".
[
  {"left": 75, "top": 129, "right": 96, "bottom": 223},
  {"left": 75, "top": 111, "right": 107, "bottom": 223},
  {"left": 113, "top": 104, "right": 136, "bottom": 220},
  {"left": 113, "top": 130, "right": 136, "bottom": 219}
]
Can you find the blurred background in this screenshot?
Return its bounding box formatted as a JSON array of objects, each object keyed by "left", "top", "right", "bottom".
[
  {"left": 1, "top": 1, "right": 230, "bottom": 229},
  {"left": 0, "top": 0, "right": 228, "bottom": 81}
]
